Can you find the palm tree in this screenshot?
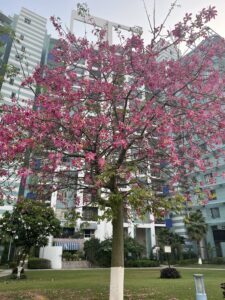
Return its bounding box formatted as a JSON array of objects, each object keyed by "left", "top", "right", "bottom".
[{"left": 184, "top": 210, "right": 208, "bottom": 264}]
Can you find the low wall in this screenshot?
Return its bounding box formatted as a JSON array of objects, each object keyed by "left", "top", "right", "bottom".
[
  {"left": 62, "top": 260, "right": 91, "bottom": 269},
  {"left": 39, "top": 246, "right": 63, "bottom": 269}
]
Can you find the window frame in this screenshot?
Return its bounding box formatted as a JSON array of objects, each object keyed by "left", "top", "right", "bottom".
[
  {"left": 210, "top": 207, "right": 220, "bottom": 219},
  {"left": 24, "top": 17, "right": 31, "bottom": 25},
  {"left": 11, "top": 92, "right": 16, "bottom": 99},
  {"left": 9, "top": 78, "right": 14, "bottom": 85}
]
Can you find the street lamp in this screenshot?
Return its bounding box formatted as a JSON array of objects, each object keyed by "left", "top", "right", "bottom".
[{"left": 194, "top": 274, "right": 207, "bottom": 300}]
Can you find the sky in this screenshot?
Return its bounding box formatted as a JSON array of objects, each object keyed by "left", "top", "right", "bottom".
[{"left": 1, "top": 0, "right": 225, "bottom": 40}]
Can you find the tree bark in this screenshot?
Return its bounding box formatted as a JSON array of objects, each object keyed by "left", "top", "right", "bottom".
[
  {"left": 197, "top": 241, "right": 202, "bottom": 265},
  {"left": 16, "top": 248, "right": 27, "bottom": 279},
  {"left": 109, "top": 199, "right": 124, "bottom": 300}
]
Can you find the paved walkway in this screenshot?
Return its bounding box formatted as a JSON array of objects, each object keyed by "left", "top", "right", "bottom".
[
  {"left": 0, "top": 269, "right": 11, "bottom": 277},
  {"left": 0, "top": 266, "right": 224, "bottom": 276},
  {"left": 176, "top": 266, "right": 225, "bottom": 271}
]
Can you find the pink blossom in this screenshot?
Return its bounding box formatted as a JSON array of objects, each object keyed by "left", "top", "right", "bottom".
[
  {"left": 85, "top": 152, "right": 96, "bottom": 162},
  {"left": 98, "top": 158, "right": 105, "bottom": 169}
]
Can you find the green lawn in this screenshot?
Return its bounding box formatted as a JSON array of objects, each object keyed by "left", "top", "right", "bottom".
[{"left": 0, "top": 268, "right": 224, "bottom": 299}]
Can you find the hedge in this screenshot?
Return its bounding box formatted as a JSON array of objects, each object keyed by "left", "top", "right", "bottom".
[
  {"left": 28, "top": 258, "right": 51, "bottom": 269},
  {"left": 177, "top": 258, "right": 198, "bottom": 265},
  {"left": 125, "top": 259, "right": 160, "bottom": 268}
]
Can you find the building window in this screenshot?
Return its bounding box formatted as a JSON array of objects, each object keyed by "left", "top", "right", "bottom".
[
  {"left": 24, "top": 17, "right": 31, "bottom": 24},
  {"left": 83, "top": 187, "right": 95, "bottom": 204},
  {"left": 82, "top": 206, "right": 98, "bottom": 221},
  {"left": 210, "top": 207, "right": 220, "bottom": 219},
  {"left": 62, "top": 227, "right": 75, "bottom": 238},
  {"left": 15, "top": 54, "right": 21, "bottom": 61},
  {"left": 83, "top": 229, "right": 95, "bottom": 238},
  {"left": 21, "top": 46, "right": 25, "bottom": 52},
  {"left": 20, "top": 34, "right": 24, "bottom": 40},
  {"left": 11, "top": 92, "right": 16, "bottom": 99},
  {"left": 204, "top": 173, "right": 214, "bottom": 184},
  {"left": 9, "top": 78, "right": 14, "bottom": 85}
]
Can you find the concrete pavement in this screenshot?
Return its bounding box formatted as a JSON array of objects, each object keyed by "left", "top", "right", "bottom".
[{"left": 0, "top": 269, "right": 11, "bottom": 277}]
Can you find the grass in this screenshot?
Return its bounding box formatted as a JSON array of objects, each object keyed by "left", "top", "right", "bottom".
[
  {"left": 0, "top": 268, "right": 224, "bottom": 299},
  {"left": 176, "top": 264, "right": 225, "bottom": 269}
]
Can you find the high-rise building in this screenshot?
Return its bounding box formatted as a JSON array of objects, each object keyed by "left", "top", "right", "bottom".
[
  {"left": 0, "top": 12, "right": 13, "bottom": 74},
  {"left": 0, "top": 8, "right": 47, "bottom": 106},
  {"left": 171, "top": 34, "right": 225, "bottom": 259},
  {"left": 186, "top": 142, "right": 225, "bottom": 258},
  {"left": 0, "top": 8, "right": 48, "bottom": 218}
]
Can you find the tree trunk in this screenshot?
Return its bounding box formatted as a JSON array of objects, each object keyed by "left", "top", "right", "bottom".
[
  {"left": 197, "top": 241, "right": 202, "bottom": 265},
  {"left": 109, "top": 200, "right": 124, "bottom": 300},
  {"left": 16, "top": 247, "right": 28, "bottom": 279},
  {"left": 17, "top": 264, "right": 23, "bottom": 279}
]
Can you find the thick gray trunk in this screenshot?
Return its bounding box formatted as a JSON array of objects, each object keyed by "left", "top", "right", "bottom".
[
  {"left": 109, "top": 200, "right": 124, "bottom": 300},
  {"left": 197, "top": 241, "right": 202, "bottom": 264},
  {"left": 111, "top": 200, "right": 124, "bottom": 267}
]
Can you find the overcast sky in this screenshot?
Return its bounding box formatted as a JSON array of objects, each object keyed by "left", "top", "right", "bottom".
[{"left": 1, "top": 0, "right": 225, "bottom": 40}]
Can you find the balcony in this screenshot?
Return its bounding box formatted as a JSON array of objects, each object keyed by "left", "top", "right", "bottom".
[
  {"left": 199, "top": 174, "right": 225, "bottom": 189},
  {"left": 82, "top": 206, "right": 98, "bottom": 221}
]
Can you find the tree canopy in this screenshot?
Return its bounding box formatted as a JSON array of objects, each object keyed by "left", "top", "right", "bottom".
[
  {"left": 0, "top": 4, "right": 224, "bottom": 299},
  {"left": 1, "top": 8, "right": 225, "bottom": 209},
  {"left": 0, "top": 199, "right": 61, "bottom": 262}
]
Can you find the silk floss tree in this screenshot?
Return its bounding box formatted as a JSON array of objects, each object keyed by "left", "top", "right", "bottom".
[{"left": 1, "top": 4, "right": 225, "bottom": 299}]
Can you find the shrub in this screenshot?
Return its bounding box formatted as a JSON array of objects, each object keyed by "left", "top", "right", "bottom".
[
  {"left": 0, "top": 242, "right": 16, "bottom": 264},
  {"left": 126, "top": 259, "right": 160, "bottom": 268},
  {"left": 220, "top": 283, "right": 225, "bottom": 298},
  {"left": 62, "top": 251, "right": 85, "bottom": 261},
  {"left": 210, "top": 257, "right": 225, "bottom": 264},
  {"left": 28, "top": 258, "right": 51, "bottom": 269},
  {"left": 182, "top": 251, "right": 197, "bottom": 260},
  {"left": 84, "top": 238, "right": 112, "bottom": 267},
  {"left": 84, "top": 237, "right": 145, "bottom": 267},
  {"left": 76, "top": 251, "right": 85, "bottom": 260},
  {"left": 94, "top": 238, "right": 112, "bottom": 267},
  {"left": 84, "top": 238, "right": 101, "bottom": 265},
  {"left": 62, "top": 252, "right": 72, "bottom": 261},
  {"left": 160, "top": 267, "right": 181, "bottom": 279},
  {"left": 178, "top": 258, "right": 198, "bottom": 265},
  {"left": 124, "top": 237, "right": 145, "bottom": 261}
]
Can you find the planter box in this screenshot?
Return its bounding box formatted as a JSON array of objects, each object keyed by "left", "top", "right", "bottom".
[{"left": 62, "top": 260, "right": 90, "bottom": 269}]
